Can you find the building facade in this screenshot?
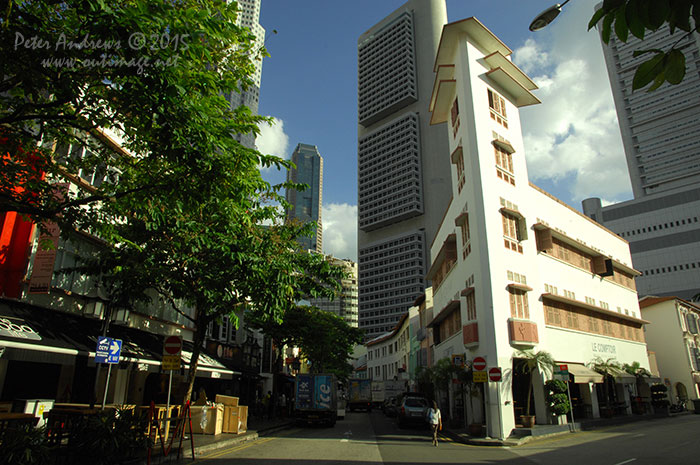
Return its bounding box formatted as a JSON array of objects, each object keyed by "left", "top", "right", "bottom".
[
  {"left": 582, "top": 23, "right": 700, "bottom": 299},
  {"left": 308, "top": 257, "right": 359, "bottom": 327},
  {"left": 639, "top": 296, "right": 700, "bottom": 408},
  {"left": 357, "top": 0, "right": 453, "bottom": 339},
  {"left": 427, "top": 18, "right": 651, "bottom": 439},
  {"left": 286, "top": 143, "right": 323, "bottom": 253},
  {"left": 366, "top": 309, "right": 415, "bottom": 382}
]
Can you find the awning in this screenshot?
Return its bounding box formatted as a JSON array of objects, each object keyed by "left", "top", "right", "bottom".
[
  {"left": 567, "top": 364, "right": 603, "bottom": 384},
  {"left": 614, "top": 373, "right": 637, "bottom": 384},
  {"left": 1, "top": 298, "right": 238, "bottom": 380}
]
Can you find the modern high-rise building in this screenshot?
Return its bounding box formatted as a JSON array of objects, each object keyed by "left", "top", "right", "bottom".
[
  {"left": 286, "top": 143, "right": 323, "bottom": 253},
  {"left": 229, "top": 0, "right": 266, "bottom": 148},
  {"left": 582, "top": 25, "right": 700, "bottom": 300},
  {"left": 357, "top": 0, "right": 452, "bottom": 339},
  {"left": 308, "top": 257, "right": 359, "bottom": 328}
]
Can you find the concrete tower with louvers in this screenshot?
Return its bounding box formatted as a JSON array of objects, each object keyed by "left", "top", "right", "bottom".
[
  {"left": 582, "top": 21, "right": 700, "bottom": 300},
  {"left": 228, "top": 0, "right": 265, "bottom": 149},
  {"left": 357, "top": 0, "right": 452, "bottom": 339}
]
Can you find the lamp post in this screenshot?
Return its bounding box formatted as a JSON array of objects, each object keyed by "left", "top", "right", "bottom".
[{"left": 529, "top": 0, "right": 572, "bottom": 31}]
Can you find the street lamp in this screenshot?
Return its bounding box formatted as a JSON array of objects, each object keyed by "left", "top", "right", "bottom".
[{"left": 529, "top": 0, "right": 572, "bottom": 31}]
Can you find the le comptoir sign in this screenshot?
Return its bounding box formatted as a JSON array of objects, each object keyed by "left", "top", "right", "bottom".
[{"left": 591, "top": 342, "right": 617, "bottom": 355}]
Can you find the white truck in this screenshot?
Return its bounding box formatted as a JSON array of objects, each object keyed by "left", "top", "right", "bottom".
[{"left": 371, "top": 379, "right": 406, "bottom": 408}]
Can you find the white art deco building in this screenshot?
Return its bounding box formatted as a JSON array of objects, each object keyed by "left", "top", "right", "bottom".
[{"left": 427, "top": 17, "right": 651, "bottom": 440}]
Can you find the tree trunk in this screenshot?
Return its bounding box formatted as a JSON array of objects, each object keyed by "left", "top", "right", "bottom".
[{"left": 183, "top": 305, "right": 208, "bottom": 404}]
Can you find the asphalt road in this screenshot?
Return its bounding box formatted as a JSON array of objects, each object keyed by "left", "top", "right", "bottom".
[{"left": 194, "top": 411, "right": 700, "bottom": 465}]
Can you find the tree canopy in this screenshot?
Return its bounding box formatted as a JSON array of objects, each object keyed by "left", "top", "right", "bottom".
[
  {"left": 2, "top": 0, "right": 344, "bottom": 403},
  {"left": 590, "top": 0, "right": 700, "bottom": 90},
  {"left": 250, "top": 304, "right": 364, "bottom": 381}
]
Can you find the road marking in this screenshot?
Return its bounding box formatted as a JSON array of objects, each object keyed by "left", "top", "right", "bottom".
[
  {"left": 198, "top": 437, "right": 274, "bottom": 461},
  {"left": 613, "top": 459, "right": 636, "bottom": 465}
]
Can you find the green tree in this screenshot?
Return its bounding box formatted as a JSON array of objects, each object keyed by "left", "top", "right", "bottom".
[
  {"left": 1, "top": 0, "right": 268, "bottom": 228},
  {"left": 589, "top": 356, "right": 623, "bottom": 410},
  {"left": 589, "top": 0, "right": 700, "bottom": 90},
  {"left": 2, "top": 0, "right": 344, "bottom": 405},
  {"left": 515, "top": 349, "right": 556, "bottom": 417},
  {"left": 251, "top": 303, "right": 364, "bottom": 381}
]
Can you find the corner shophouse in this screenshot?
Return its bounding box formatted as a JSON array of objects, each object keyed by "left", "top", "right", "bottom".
[{"left": 426, "top": 18, "right": 652, "bottom": 439}]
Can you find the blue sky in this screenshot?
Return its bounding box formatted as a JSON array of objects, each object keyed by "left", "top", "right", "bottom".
[{"left": 255, "top": 0, "right": 632, "bottom": 261}]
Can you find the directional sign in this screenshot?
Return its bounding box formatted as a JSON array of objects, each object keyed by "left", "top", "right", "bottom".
[
  {"left": 489, "top": 367, "right": 502, "bottom": 382},
  {"left": 473, "top": 371, "right": 488, "bottom": 383},
  {"left": 473, "top": 356, "right": 487, "bottom": 371},
  {"left": 164, "top": 335, "right": 183, "bottom": 356},
  {"left": 96, "top": 337, "right": 122, "bottom": 364}
]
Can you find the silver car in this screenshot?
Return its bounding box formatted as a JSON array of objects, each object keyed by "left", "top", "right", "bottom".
[{"left": 397, "top": 395, "right": 429, "bottom": 428}]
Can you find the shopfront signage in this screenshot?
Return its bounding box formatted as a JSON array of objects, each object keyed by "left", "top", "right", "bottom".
[
  {"left": 0, "top": 317, "right": 41, "bottom": 341},
  {"left": 591, "top": 342, "right": 616, "bottom": 354}
]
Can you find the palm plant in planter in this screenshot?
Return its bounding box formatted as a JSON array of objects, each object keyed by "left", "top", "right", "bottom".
[
  {"left": 515, "top": 350, "right": 556, "bottom": 428},
  {"left": 589, "top": 357, "right": 623, "bottom": 417}
]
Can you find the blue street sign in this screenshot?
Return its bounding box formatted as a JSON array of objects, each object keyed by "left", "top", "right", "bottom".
[{"left": 95, "top": 336, "right": 122, "bottom": 364}]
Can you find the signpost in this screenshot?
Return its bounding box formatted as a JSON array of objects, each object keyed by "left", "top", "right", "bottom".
[
  {"left": 162, "top": 335, "right": 183, "bottom": 433},
  {"left": 489, "top": 367, "right": 502, "bottom": 382},
  {"left": 554, "top": 364, "right": 575, "bottom": 430},
  {"left": 95, "top": 337, "right": 122, "bottom": 409}
]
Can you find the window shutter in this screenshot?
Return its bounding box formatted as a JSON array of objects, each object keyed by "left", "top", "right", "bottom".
[
  {"left": 535, "top": 228, "right": 553, "bottom": 252},
  {"left": 693, "top": 348, "right": 700, "bottom": 371},
  {"left": 517, "top": 218, "right": 528, "bottom": 241},
  {"left": 688, "top": 314, "right": 699, "bottom": 334}
]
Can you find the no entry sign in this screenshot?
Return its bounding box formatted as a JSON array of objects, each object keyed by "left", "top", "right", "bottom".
[
  {"left": 164, "top": 335, "right": 182, "bottom": 355},
  {"left": 473, "top": 356, "right": 486, "bottom": 371},
  {"left": 489, "top": 367, "right": 502, "bottom": 382}
]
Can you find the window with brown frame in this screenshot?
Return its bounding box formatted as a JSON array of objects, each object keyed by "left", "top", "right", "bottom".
[
  {"left": 451, "top": 98, "right": 460, "bottom": 138},
  {"left": 543, "top": 299, "right": 643, "bottom": 342},
  {"left": 465, "top": 290, "right": 476, "bottom": 321},
  {"left": 488, "top": 89, "right": 508, "bottom": 128},
  {"left": 494, "top": 144, "right": 514, "bottom": 185},
  {"left": 456, "top": 152, "right": 466, "bottom": 192},
  {"left": 501, "top": 211, "right": 523, "bottom": 253},
  {"left": 460, "top": 215, "right": 471, "bottom": 259},
  {"left": 508, "top": 288, "right": 529, "bottom": 319}
]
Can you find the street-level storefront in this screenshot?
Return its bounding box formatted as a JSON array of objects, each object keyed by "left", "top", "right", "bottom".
[{"left": 0, "top": 298, "right": 237, "bottom": 411}]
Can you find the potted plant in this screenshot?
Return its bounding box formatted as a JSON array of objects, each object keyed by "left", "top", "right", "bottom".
[
  {"left": 589, "top": 357, "right": 622, "bottom": 418},
  {"left": 515, "top": 350, "right": 556, "bottom": 428},
  {"left": 650, "top": 384, "right": 670, "bottom": 416},
  {"left": 545, "top": 379, "right": 571, "bottom": 424}
]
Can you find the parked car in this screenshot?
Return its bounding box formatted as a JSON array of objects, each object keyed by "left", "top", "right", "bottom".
[
  {"left": 382, "top": 396, "right": 398, "bottom": 417},
  {"left": 397, "top": 394, "right": 429, "bottom": 428}
]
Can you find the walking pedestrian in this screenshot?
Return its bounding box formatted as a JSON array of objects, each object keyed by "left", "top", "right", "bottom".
[{"left": 427, "top": 401, "right": 442, "bottom": 447}]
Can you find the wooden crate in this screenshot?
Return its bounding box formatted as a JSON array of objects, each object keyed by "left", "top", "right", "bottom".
[
  {"left": 222, "top": 406, "right": 240, "bottom": 433},
  {"left": 215, "top": 395, "right": 239, "bottom": 407},
  {"left": 190, "top": 405, "right": 223, "bottom": 435}
]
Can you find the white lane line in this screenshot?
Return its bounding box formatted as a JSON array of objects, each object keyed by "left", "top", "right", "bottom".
[{"left": 613, "top": 459, "right": 637, "bottom": 465}]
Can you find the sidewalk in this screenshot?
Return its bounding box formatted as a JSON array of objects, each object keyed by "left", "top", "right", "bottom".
[
  {"left": 145, "top": 415, "right": 295, "bottom": 463},
  {"left": 441, "top": 411, "right": 695, "bottom": 447}
]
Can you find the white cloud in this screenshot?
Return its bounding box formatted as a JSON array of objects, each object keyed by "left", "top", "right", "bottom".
[
  {"left": 256, "top": 116, "right": 289, "bottom": 161},
  {"left": 322, "top": 203, "right": 357, "bottom": 261},
  {"left": 514, "top": 0, "right": 632, "bottom": 204}
]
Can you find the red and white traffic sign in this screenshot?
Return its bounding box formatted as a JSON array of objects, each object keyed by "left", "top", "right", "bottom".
[
  {"left": 473, "top": 356, "right": 486, "bottom": 371},
  {"left": 489, "top": 367, "right": 502, "bottom": 382},
  {"left": 164, "top": 335, "right": 183, "bottom": 355}
]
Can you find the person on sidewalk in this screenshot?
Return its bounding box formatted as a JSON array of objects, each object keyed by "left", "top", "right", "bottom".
[{"left": 427, "top": 401, "right": 442, "bottom": 447}]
